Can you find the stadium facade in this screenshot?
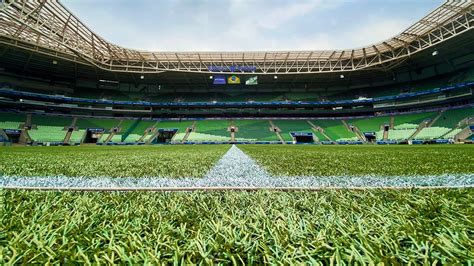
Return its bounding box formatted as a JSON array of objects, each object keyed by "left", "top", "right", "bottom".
[{"left": 0, "top": 0, "right": 473, "bottom": 145}]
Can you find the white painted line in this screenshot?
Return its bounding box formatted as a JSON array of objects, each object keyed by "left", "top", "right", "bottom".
[
  {"left": 1, "top": 145, "right": 473, "bottom": 191},
  {"left": 2, "top": 185, "right": 474, "bottom": 192}
]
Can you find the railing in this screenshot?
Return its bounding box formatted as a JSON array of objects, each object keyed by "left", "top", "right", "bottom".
[{"left": 0, "top": 81, "right": 472, "bottom": 108}]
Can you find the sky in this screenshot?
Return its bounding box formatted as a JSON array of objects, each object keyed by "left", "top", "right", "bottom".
[{"left": 62, "top": 0, "right": 443, "bottom": 52}]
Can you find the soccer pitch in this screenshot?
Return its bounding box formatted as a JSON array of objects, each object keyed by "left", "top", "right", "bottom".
[
  {"left": 2, "top": 189, "right": 474, "bottom": 264},
  {"left": 1, "top": 144, "right": 474, "bottom": 263},
  {"left": 1, "top": 145, "right": 473, "bottom": 179}
]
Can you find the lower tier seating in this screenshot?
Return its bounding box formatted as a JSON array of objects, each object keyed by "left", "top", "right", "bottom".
[
  {"left": 187, "top": 132, "right": 230, "bottom": 142},
  {"left": 124, "top": 134, "right": 143, "bottom": 142},
  {"left": 386, "top": 129, "right": 416, "bottom": 141},
  {"left": 69, "top": 130, "right": 85, "bottom": 143},
  {"left": 443, "top": 128, "right": 462, "bottom": 139},
  {"left": 29, "top": 126, "right": 66, "bottom": 142},
  {"left": 0, "top": 121, "right": 22, "bottom": 130},
  {"left": 415, "top": 127, "right": 451, "bottom": 140},
  {"left": 312, "top": 120, "right": 358, "bottom": 141},
  {"left": 234, "top": 120, "right": 279, "bottom": 141}
]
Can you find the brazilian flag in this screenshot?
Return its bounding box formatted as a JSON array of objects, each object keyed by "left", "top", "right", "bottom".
[{"left": 227, "top": 75, "right": 241, "bottom": 84}]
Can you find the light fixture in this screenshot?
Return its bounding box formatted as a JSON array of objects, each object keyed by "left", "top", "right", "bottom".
[
  {"left": 140, "top": 75, "right": 144, "bottom": 79},
  {"left": 274, "top": 75, "right": 278, "bottom": 79},
  {"left": 340, "top": 74, "right": 345, "bottom": 79},
  {"left": 209, "top": 75, "right": 213, "bottom": 79},
  {"left": 52, "top": 60, "right": 57, "bottom": 65},
  {"left": 432, "top": 50, "right": 439, "bottom": 56}
]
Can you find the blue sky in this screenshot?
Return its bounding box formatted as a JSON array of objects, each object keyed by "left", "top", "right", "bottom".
[{"left": 62, "top": 0, "right": 443, "bottom": 52}]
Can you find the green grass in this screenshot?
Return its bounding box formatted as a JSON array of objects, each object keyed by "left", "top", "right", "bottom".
[
  {"left": 239, "top": 145, "right": 474, "bottom": 176},
  {"left": 0, "top": 145, "right": 229, "bottom": 178},
  {"left": 2, "top": 189, "right": 473, "bottom": 264}
]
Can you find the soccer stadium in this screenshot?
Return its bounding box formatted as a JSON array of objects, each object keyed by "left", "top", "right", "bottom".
[{"left": 1, "top": 0, "right": 474, "bottom": 263}]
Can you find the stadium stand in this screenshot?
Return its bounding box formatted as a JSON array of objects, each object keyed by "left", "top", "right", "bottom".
[
  {"left": 69, "top": 130, "right": 85, "bottom": 143},
  {"left": 98, "top": 134, "right": 110, "bottom": 143},
  {"left": 155, "top": 120, "right": 193, "bottom": 142},
  {"left": 348, "top": 117, "right": 391, "bottom": 133},
  {"left": 434, "top": 108, "right": 474, "bottom": 128},
  {"left": 387, "top": 129, "right": 416, "bottom": 141},
  {"left": 28, "top": 115, "right": 72, "bottom": 143},
  {"left": 312, "top": 120, "right": 358, "bottom": 141},
  {"left": 393, "top": 112, "right": 437, "bottom": 127},
  {"left": 415, "top": 127, "right": 452, "bottom": 140},
  {"left": 187, "top": 132, "right": 230, "bottom": 142},
  {"left": 272, "top": 120, "right": 314, "bottom": 141},
  {"left": 442, "top": 128, "right": 462, "bottom": 139},
  {"left": 32, "top": 115, "right": 71, "bottom": 127},
  {"left": 394, "top": 123, "right": 419, "bottom": 130},
  {"left": 0, "top": 113, "right": 25, "bottom": 129},
  {"left": 76, "top": 118, "right": 121, "bottom": 131},
  {"left": 234, "top": 120, "right": 280, "bottom": 142},
  {"left": 28, "top": 126, "right": 67, "bottom": 143},
  {"left": 188, "top": 120, "right": 230, "bottom": 142},
  {"left": 1, "top": 108, "right": 473, "bottom": 144}
]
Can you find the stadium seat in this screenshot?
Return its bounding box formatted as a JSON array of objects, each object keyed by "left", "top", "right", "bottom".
[
  {"left": 387, "top": 129, "right": 416, "bottom": 141},
  {"left": 415, "top": 127, "right": 451, "bottom": 140},
  {"left": 29, "top": 126, "right": 67, "bottom": 142},
  {"left": 69, "top": 130, "right": 85, "bottom": 143}
]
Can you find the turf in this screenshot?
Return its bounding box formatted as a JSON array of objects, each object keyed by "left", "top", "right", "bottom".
[
  {"left": 0, "top": 145, "right": 229, "bottom": 178},
  {"left": 239, "top": 145, "right": 474, "bottom": 176},
  {"left": 2, "top": 189, "right": 473, "bottom": 264}
]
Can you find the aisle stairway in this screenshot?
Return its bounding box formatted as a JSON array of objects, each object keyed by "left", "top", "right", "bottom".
[
  {"left": 182, "top": 121, "right": 196, "bottom": 143},
  {"left": 269, "top": 120, "right": 285, "bottom": 144}
]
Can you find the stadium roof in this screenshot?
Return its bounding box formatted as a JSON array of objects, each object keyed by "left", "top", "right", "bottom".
[{"left": 0, "top": 0, "right": 473, "bottom": 74}]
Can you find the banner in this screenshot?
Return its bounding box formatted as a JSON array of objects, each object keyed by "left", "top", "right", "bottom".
[
  {"left": 227, "top": 75, "right": 241, "bottom": 85},
  {"left": 213, "top": 75, "right": 226, "bottom": 85},
  {"left": 245, "top": 76, "right": 258, "bottom": 85}
]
